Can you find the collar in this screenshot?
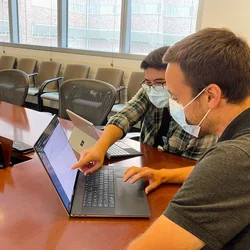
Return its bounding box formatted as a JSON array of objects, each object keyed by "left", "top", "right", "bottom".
[{"left": 219, "top": 108, "right": 250, "bottom": 142}]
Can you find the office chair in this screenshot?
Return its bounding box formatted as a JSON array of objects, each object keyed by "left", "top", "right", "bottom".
[
  {"left": 25, "top": 61, "right": 61, "bottom": 108},
  {"left": 59, "top": 79, "right": 116, "bottom": 125},
  {"left": 0, "top": 56, "right": 17, "bottom": 70},
  {"left": 0, "top": 69, "right": 29, "bottom": 106},
  {"left": 17, "top": 58, "right": 37, "bottom": 75},
  {"left": 95, "top": 67, "right": 124, "bottom": 104},
  {"left": 111, "top": 71, "right": 144, "bottom": 113},
  {"left": 38, "top": 64, "right": 90, "bottom": 111},
  {"left": 17, "top": 58, "right": 38, "bottom": 86}
]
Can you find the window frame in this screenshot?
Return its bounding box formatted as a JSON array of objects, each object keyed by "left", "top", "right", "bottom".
[{"left": 2, "top": 0, "right": 203, "bottom": 59}]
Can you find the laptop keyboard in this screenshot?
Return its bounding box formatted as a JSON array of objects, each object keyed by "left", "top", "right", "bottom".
[
  {"left": 107, "top": 144, "right": 129, "bottom": 156},
  {"left": 83, "top": 169, "right": 115, "bottom": 208}
]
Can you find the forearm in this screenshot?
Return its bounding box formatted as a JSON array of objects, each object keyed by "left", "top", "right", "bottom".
[
  {"left": 95, "top": 124, "right": 123, "bottom": 152},
  {"left": 160, "top": 166, "right": 194, "bottom": 184}
]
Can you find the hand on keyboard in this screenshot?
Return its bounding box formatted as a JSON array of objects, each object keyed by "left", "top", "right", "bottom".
[
  {"left": 71, "top": 144, "right": 106, "bottom": 175},
  {"left": 123, "top": 166, "right": 165, "bottom": 194}
]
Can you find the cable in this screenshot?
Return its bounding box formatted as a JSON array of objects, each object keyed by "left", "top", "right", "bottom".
[
  {"left": 1, "top": 0, "right": 5, "bottom": 53},
  {"left": 24, "top": 0, "right": 27, "bottom": 44},
  {"left": 49, "top": 0, "right": 53, "bottom": 61},
  {"left": 110, "top": 0, "right": 117, "bottom": 67}
]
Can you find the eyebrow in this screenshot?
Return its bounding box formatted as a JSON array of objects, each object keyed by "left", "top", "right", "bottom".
[{"left": 144, "top": 78, "right": 165, "bottom": 81}]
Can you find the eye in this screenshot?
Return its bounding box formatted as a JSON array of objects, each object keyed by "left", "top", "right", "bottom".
[
  {"left": 145, "top": 81, "right": 152, "bottom": 86},
  {"left": 154, "top": 81, "right": 165, "bottom": 85}
]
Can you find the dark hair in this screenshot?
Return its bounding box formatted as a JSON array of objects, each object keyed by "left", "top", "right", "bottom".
[
  {"left": 140, "top": 46, "right": 170, "bottom": 70},
  {"left": 163, "top": 28, "right": 250, "bottom": 104}
]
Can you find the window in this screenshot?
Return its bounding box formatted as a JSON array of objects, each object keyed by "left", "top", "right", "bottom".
[
  {"left": 68, "top": 0, "right": 122, "bottom": 52},
  {"left": 31, "top": 0, "right": 57, "bottom": 9},
  {"left": 130, "top": 0, "right": 199, "bottom": 54},
  {"left": 69, "top": 2, "right": 86, "bottom": 13},
  {"left": 2, "top": 0, "right": 201, "bottom": 55},
  {"left": 32, "top": 23, "right": 57, "bottom": 38},
  {"left": 0, "top": 0, "right": 10, "bottom": 43},
  {"left": 18, "top": 0, "right": 58, "bottom": 46}
]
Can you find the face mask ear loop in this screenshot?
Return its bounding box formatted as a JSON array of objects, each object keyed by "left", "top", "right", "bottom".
[
  {"left": 183, "top": 88, "right": 206, "bottom": 109},
  {"left": 198, "top": 108, "right": 211, "bottom": 126}
]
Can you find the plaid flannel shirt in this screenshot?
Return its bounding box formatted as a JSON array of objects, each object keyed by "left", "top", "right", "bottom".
[{"left": 108, "top": 88, "right": 218, "bottom": 160}]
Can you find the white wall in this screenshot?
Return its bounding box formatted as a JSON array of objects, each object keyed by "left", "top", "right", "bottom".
[{"left": 201, "top": 0, "right": 250, "bottom": 42}]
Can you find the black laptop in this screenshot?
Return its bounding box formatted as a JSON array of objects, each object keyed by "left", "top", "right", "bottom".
[{"left": 34, "top": 115, "right": 151, "bottom": 218}]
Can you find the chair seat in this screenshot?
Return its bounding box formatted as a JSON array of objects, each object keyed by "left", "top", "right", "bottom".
[
  {"left": 111, "top": 103, "right": 125, "bottom": 113},
  {"left": 28, "top": 88, "right": 58, "bottom": 96},
  {"left": 28, "top": 87, "right": 39, "bottom": 96},
  {"left": 41, "top": 92, "right": 59, "bottom": 101}
]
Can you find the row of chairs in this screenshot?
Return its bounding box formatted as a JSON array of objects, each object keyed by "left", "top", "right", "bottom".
[
  {"left": 0, "top": 69, "right": 116, "bottom": 125},
  {"left": 0, "top": 56, "right": 125, "bottom": 111},
  {"left": 0, "top": 55, "right": 145, "bottom": 112},
  {"left": 0, "top": 66, "right": 144, "bottom": 125}
]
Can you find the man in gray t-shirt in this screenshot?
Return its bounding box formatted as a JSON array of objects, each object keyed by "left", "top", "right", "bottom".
[{"left": 127, "top": 28, "right": 250, "bottom": 249}]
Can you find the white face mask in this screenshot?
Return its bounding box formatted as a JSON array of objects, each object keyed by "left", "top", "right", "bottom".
[
  {"left": 169, "top": 88, "right": 211, "bottom": 138},
  {"left": 145, "top": 86, "right": 171, "bottom": 108}
]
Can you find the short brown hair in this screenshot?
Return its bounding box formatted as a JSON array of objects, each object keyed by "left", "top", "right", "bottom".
[
  {"left": 141, "top": 46, "right": 169, "bottom": 71},
  {"left": 163, "top": 28, "right": 250, "bottom": 103}
]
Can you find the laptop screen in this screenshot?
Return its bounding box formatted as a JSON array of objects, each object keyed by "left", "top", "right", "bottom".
[{"left": 34, "top": 116, "right": 78, "bottom": 212}]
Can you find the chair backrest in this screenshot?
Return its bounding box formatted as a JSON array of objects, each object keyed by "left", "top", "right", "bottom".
[
  {"left": 17, "top": 58, "right": 37, "bottom": 74},
  {"left": 63, "top": 64, "right": 90, "bottom": 82},
  {"left": 95, "top": 68, "right": 124, "bottom": 104},
  {"left": 37, "top": 61, "right": 61, "bottom": 89},
  {"left": 59, "top": 79, "right": 116, "bottom": 125},
  {"left": 0, "top": 69, "right": 29, "bottom": 106},
  {"left": 0, "top": 56, "right": 17, "bottom": 70},
  {"left": 127, "top": 72, "right": 144, "bottom": 101},
  {"left": 95, "top": 68, "right": 124, "bottom": 88}
]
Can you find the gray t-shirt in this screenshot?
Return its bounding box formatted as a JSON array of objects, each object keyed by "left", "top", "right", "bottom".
[{"left": 164, "top": 108, "right": 250, "bottom": 249}]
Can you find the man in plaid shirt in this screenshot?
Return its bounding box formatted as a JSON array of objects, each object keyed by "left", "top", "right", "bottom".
[
  {"left": 71, "top": 46, "right": 217, "bottom": 192},
  {"left": 108, "top": 87, "right": 216, "bottom": 160}
]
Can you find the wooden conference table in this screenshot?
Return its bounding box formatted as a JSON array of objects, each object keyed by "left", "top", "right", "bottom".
[{"left": 0, "top": 101, "right": 195, "bottom": 250}]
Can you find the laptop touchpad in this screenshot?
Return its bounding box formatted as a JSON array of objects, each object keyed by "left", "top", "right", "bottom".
[
  {"left": 115, "top": 178, "right": 148, "bottom": 215},
  {"left": 116, "top": 178, "right": 144, "bottom": 197}
]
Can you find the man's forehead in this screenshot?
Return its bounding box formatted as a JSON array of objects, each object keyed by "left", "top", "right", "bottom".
[{"left": 166, "top": 64, "right": 186, "bottom": 85}]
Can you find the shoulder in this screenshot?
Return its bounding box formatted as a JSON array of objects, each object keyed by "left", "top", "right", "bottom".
[{"left": 199, "top": 134, "right": 250, "bottom": 164}]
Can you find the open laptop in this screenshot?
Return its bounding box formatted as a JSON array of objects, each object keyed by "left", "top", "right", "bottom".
[
  {"left": 34, "top": 115, "right": 151, "bottom": 218},
  {"left": 66, "top": 109, "right": 142, "bottom": 159}
]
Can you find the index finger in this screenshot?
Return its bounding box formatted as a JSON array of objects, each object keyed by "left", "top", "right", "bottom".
[{"left": 71, "top": 154, "right": 94, "bottom": 170}]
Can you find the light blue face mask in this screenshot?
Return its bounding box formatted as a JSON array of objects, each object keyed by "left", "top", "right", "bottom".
[
  {"left": 169, "top": 88, "right": 211, "bottom": 138},
  {"left": 145, "top": 86, "right": 171, "bottom": 108}
]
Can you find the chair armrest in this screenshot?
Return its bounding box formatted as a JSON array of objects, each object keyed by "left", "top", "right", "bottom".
[
  {"left": 27, "top": 73, "right": 38, "bottom": 87},
  {"left": 27, "top": 72, "right": 38, "bottom": 77},
  {"left": 115, "top": 86, "right": 126, "bottom": 92},
  {"left": 38, "top": 77, "right": 63, "bottom": 96}
]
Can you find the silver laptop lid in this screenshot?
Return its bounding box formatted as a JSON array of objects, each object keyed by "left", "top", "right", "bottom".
[
  {"left": 66, "top": 109, "right": 99, "bottom": 140},
  {"left": 34, "top": 116, "right": 78, "bottom": 213}
]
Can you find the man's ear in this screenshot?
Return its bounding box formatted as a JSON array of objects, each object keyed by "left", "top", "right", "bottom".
[{"left": 205, "top": 84, "right": 222, "bottom": 109}]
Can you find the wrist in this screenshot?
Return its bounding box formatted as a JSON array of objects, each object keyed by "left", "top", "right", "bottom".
[
  {"left": 158, "top": 169, "right": 170, "bottom": 184},
  {"left": 94, "top": 142, "right": 108, "bottom": 156}
]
